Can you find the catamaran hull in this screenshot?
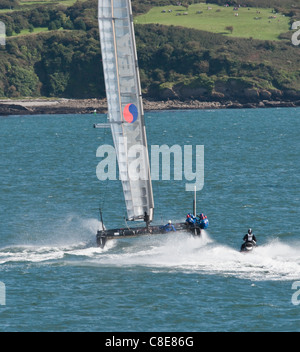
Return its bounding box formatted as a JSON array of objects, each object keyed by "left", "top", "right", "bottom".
[{"left": 96, "top": 223, "right": 201, "bottom": 248}]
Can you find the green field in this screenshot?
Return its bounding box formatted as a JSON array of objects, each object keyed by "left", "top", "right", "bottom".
[
  {"left": 135, "top": 3, "right": 290, "bottom": 41},
  {"left": 0, "top": 0, "right": 79, "bottom": 36},
  {"left": 19, "top": 0, "right": 77, "bottom": 5},
  {"left": 0, "top": 0, "right": 78, "bottom": 12},
  {"left": 11, "top": 27, "right": 49, "bottom": 36}
]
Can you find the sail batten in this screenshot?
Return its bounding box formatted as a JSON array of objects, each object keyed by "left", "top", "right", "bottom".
[{"left": 98, "top": 0, "right": 154, "bottom": 222}]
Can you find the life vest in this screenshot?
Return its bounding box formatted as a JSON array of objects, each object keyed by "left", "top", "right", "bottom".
[
  {"left": 247, "top": 234, "right": 253, "bottom": 242},
  {"left": 186, "top": 217, "right": 195, "bottom": 224}
]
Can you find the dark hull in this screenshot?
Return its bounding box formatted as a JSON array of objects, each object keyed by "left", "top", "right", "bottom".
[
  {"left": 96, "top": 222, "right": 201, "bottom": 248},
  {"left": 240, "top": 241, "right": 256, "bottom": 253}
]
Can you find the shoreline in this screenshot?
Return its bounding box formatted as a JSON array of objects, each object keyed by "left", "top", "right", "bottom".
[{"left": 0, "top": 98, "right": 299, "bottom": 116}]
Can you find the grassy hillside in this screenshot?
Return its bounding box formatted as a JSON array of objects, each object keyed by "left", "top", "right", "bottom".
[
  {"left": 0, "top": 0, "right": 299, "bottom": 102},
  {"left": 135, "top": 3, "right": 290, "bottom": 41},
  {"left": 1, "top": 0, "right": 77, "bottom": 10}
]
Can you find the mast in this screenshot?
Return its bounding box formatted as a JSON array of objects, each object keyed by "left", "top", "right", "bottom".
[
  {"left": 193, "top": 186, "right": 196, "bottom": 216},
  {"left": 98, "top": 0, "right": 154, "bottom": 223}
]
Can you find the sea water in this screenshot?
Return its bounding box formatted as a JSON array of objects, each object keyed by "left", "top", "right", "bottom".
[{"left": 0, "top": 108, "right": 300, "bottom": 332}]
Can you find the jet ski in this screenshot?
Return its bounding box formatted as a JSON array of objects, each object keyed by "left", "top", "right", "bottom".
[{"left": 240, "top": 241, "right": 256, "bottom": 253}]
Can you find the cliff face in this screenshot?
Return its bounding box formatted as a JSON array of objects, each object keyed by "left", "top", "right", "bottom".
[{"left": 158, "top": 79, "right": 300, "bottom": 104}]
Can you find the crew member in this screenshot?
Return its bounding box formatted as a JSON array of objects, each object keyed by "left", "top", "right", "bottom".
[
  {"left": 186, "top": 214, "right": 195, "bottom": 226},
  {"left": 144, "top": 212, "right": 150, "bottom": 229},
  {"left": 161, "top": 220, "right": 176, "bottom": 232}
]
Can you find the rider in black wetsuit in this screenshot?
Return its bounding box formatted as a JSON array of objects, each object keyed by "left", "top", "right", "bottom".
[{"left": 243, "top": 229, "right": 257, "bottom": 245}]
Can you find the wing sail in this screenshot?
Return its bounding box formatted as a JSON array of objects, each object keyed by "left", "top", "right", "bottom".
[{"left": 98, "top": 0, "right": 154, "bottom": 222}]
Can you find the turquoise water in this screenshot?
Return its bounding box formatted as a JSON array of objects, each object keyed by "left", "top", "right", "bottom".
[{"left": 0, "top": 108, "right": 300, "bottom": 331}]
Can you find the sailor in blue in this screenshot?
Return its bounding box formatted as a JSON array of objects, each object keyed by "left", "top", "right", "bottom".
[
  {"left": 197, "top": 213, "right": 209, "bottom": 229},
  {"left": 185, "top": 213, "right": 196, "bottom": 226},
  {"left": 161, "top": 220, "right": 176, "bottom": 232}
]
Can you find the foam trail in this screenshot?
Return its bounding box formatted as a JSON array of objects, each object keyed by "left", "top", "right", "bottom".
[
  {"left": 0, "top": 215, "right": 102, "bottom": 264},
  {"left": 94, "top": 234, "right": 300, "bottom": 281},
  {"left": 2, "top": 221, "right": 300, "bottom": 282}
]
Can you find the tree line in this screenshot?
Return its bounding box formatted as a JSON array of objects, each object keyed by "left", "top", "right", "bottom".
[
  {"left": 0, "top": 0, "right": 97, "bottom": 36},
  {"left": 0, "top": 0, "right": 299, "bottom": 101},
  {"left": 1, "top": 0, "right": 298, "bottom": 36}
]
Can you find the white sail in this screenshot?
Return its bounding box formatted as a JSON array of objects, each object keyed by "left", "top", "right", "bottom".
[{"left": 98, "top": 0, "right": 154, "bottom": 222}]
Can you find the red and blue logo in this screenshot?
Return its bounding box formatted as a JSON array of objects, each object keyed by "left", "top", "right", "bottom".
[{"left": 123, "top": 103, "right": 138, "bottom": 123}]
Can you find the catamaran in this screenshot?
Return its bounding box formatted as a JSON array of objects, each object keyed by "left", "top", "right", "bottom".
[{"left": 94, "top": 0, "right": 202, "bottom": 248}]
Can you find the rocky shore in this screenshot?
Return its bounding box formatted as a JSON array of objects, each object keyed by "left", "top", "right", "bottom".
[{"left": 0, "top": 98, "right": 299, "bottom": 116}]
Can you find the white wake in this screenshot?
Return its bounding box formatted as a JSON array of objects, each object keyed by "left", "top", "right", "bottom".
[{"left": 1, "top": 223, "right": 300, "bottom": 281}]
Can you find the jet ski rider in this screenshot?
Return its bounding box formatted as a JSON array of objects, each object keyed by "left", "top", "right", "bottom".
[{"left": 243, "top": 229, "right": 257, "bottom": 245}]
